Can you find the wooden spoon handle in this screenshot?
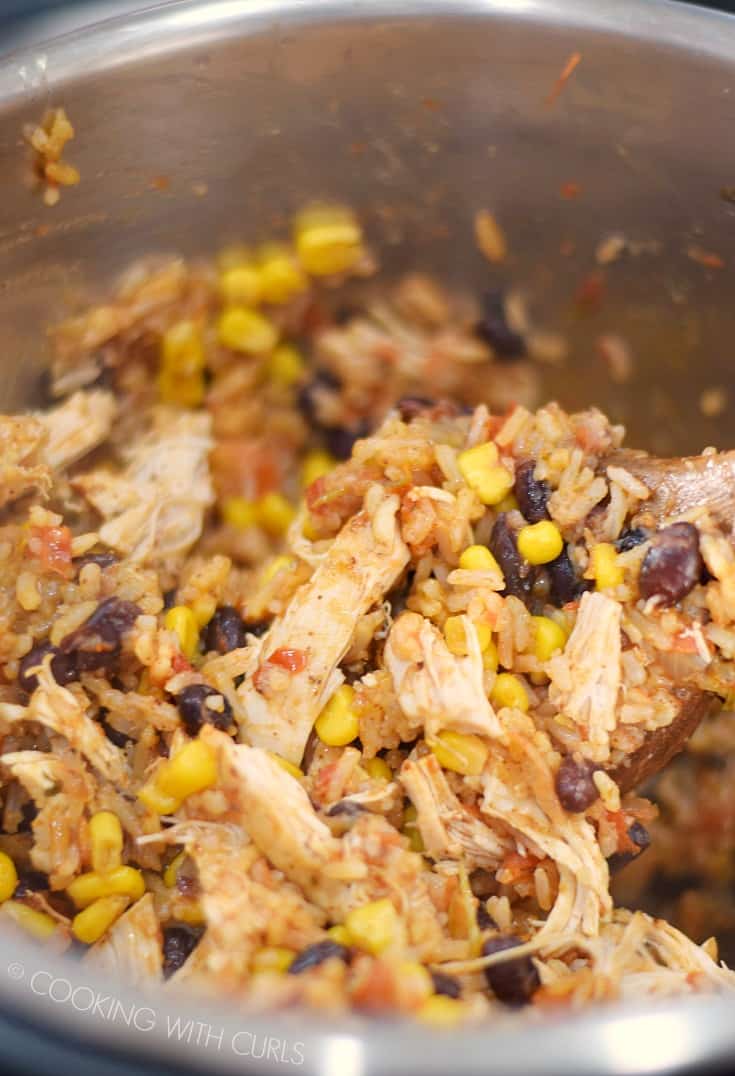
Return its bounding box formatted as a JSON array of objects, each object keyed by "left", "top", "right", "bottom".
[{"left": 609, "top": 688, "right": 721, "bottom": 793}]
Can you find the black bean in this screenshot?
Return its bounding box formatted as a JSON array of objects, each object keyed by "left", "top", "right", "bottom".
[
  {"left": 58, "top": 597, "right": 141, "bottom": 674},
  {"left": 176, "top": 684, "right": 233, "bottom": 735},
  {"left": 326, "top": 801, "right": 364, "bottom": 818},
  {"left": 73, "top": 552, "right": 118, "bottom": 575},
  {"left": 489, "top": 516, "right": 534, "bottom": 605},
  {"left": 297, "top": 369, "right": 341, "bottom": 425},
  {"left": 323, "top": 420, "right": 370, "bottom": 461},
  {"left": 476, "top": 291, "right": 526, "bottom": 359},
  {"left": 18, "top": 643, "right": 77, "bottom": 693},
  {"left": 469, "top": 868, "right": 497, "bottom": 900},
  {"left": 243, "top": 618, "right": 272, "bottom": 638},
  {"left": 17, "top": 801, "right": 38, "bottom": 833},
  {"left": 287, "top": 939, "right": 350, "bottom": 975},
  {"left": 203, "top": 605, "right": 246, "bottom": 654},
  {"left": 13, "top": 870, "right": 48, "bottom": 897},
  {"left": 162, "top": 924, "right": 203, "bottom": 978},
  {"left": 100, "top": 718, "right": 133, "bottom": 749},
  {"left": 162, "top": 588, "right": 177, "bottom": 611},
  {"left": 555, "top": 756, "right": 599, "bottom": 812},
  {"left": 628, "top": 820, "right": 651, "bottom": 850},
  {"left": 547, "top": 548, "right": 591, "bottom": 607},
  {"left": 514, "top": 460, "right": 550, "bottom": 524},
  {"left": 607, "top": 821, "right": 651, "bottom": 873},
  {"left": 614, "top": 527, "right": 649, "bottom": 553},
  {"left": 638, "top": 522, "right": 702, "bottom": 606},
  {"left": 396, "top": 396, "right": 436, "bottom": 421},
  {"left": 482, "top": 935, "right": 540, "bottom": 1006},
  {"left": 477, "top": 903, "right": 497, "bottom": 931},
  {"left": 430, "top": 971, "right": 462, "bottom": 999}
]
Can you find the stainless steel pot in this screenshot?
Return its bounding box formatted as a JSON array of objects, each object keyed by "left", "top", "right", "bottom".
[{"left": 1, "top": 2, "right": 735, "bottom": 1073}]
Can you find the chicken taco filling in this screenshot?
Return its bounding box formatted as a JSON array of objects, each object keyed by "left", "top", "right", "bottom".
[{"left": 0, "top": 207, "right": 733, "bottom": 1022}]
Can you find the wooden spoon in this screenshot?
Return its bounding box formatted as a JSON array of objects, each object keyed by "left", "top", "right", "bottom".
[{"left": 603, "top": 448, "right": 733, "bottom": 792}]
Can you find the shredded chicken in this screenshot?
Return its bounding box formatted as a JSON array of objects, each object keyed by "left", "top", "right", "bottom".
[
  {"left": 0, "top": 414, "right": 50, "bottom": 508},
  {"left": 480, "top": 714, "right": 612, "bottom": 939},
  {"left": 237, "top": 487, "right": 410, "bottom": 763},
  {"left": 208, "top": 731, "right": 446, "bottom": 958},
  {"left": 38, "top": 389, "right": 116, "bottom": 471},
  {"left": 547, "top": 591, "right": 622, "bottom": 763},
  {"left": 385, "top": 611, "right": 504, "bottom": 742},
  {"left": 0, "top": 660, "right": 129, "bottom": 786},
  {"left": 73, "top": 407, "right": 213, "bottom": 562},
  {"left": 400, "top": 754, "right": 508, "bottom": 867},
  {"left": 86, "top": 894, "right": 162, "bottom": 985},
  {"left": 141, "top": 819, "right": 323, "bottom": 986},
  {"left": 1, "top": 748, "right": 92, "bottom": 888}
]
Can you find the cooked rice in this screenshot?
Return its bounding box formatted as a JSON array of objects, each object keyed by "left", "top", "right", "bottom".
[{"left": 0, "top": 206, "right": 732, "bottom": 1022}]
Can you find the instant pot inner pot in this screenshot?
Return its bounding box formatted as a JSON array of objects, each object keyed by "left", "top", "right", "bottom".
[{"left": 0, "top": 2, "right": 735, "bottom": 1074}]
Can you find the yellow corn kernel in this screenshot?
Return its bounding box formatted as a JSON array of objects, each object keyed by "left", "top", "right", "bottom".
[
  {"left": 398, "top": 960, "right": 434, "bottom": 1002},
  {"left": 517, "top": 520, "right": 564, "bottom": 565},
  {"left": 161, "top": 320, "right": 205, "bottom": 375},
  {"left": 458, "top": 544, "right": 501, "bottom": 574},
  {"left": 257, "top": 245, "right": 307, "bottom": 304},
  {"left": 302, "top": 450, "right": 335, "bottom": 487},
  {"left": 302, "top": 512, "right": 321, "bottom": 542},
  {"left": 72, "top": 895, "right": 129, "bottom": 945},
  {"left": 172, "top": 901, "right": 205, "bottom": 925},
  {"left": 482, "top": 638, "right": 500, "bottom": 672},
  {"left": 417, "top": 995, "right": 465, "bottom": 1027},
  {"left": 531, "top": 616, "right": 568, "bottom": 662},
  {"left": 294, "top": 205, "right": 364, "bottom": 276},
  {"left": 252, "top": 946, "right": 295, "bottom": 974},
  {"left": 190, "top": 594, "right": 216, "bottom": 629},
  {"left": 257, "top": 491, "right": 296, "bottom": 535},
  {"left": 345, "top": 898, "right": 399, "bottom": 955},
  {"left": 269, "top": 752, "right": 303, "bottom": 779},
  {"left": 164, "top": 850, "right": 185, "bottom": 889},
  {"left": 457, "top": 442, "right": 514, "bottom": 506},
  {"left": 156, "top": 739, "right": 218, "bottom": 805},
  {"left": 431, "top": 730, "right": 489, "bottom": 777},
  {"left": 158, "top": 367, "right": 205, "bottom": 408},
  {"left": 89, "top": 811, "right": 123, "bottom": 875},
  {"left": 403, "top": 803, "right": 424, "bottom": 852},
  {"left": 3, "top": 901, "right": 57, "bottom": 940},
  {"left": 315, "top": 685, "right": 359, "bottom": 747},
  {"left": 217, "top": 307, "right": 279, "bottom": 354},
  {"left": 496, "top": 493, "right": 519, "bottom": 513},
  {"left": 137, "top": 783, "right": 179, "bottom": 816},
  {"left": 443, "top": 616, "right": 492, "bottom": 657},
  {"left": 0, "top": 851, "right": 18, "bottom": 903},
  {"left": 326, "top": 924, "right": 351, "bottom": 946},
  {"left": 261, "top": 554, "right": 296, "bottom": 586},
  {"left": 219, "top": 264, "right": 261, "bottom": 307},
  {"left": 67, "top": 866, "right": 145, "bottom": 909},
  {"left": 164, "top": 606, "right": 199, "bottom": 660},
  {"left": 221, "top": 496, "right": 258, "bottom": 530},
  {"left": 266, "top": 343, "right": 305, "bottom": 387},
  {"left": 590, "top": 542, "right": 624, "bottom": 590},
  {"left": 490, "top": 672, "right": 529, "bottom": 713},
  {"left": 364, "top": 757, "right": 392, "bottom": 782}
]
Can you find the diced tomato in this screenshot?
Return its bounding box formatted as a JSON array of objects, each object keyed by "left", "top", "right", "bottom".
[
  {"left": 30, "top": 525, "right": 73, "bottom": 577},
  {"left": 575, "top": 271, "right": 605, "bottom": 311},
  {"left": 560, "top": 181, "right": 582, "bottom": 199},
  {"left": 500, "top": 851, "right": 539, "bottom": 882},
  {"left": 351, "top": 959, "right": 397, "bottom": 1012},
  {"left": 171, "top": 652, "right": 194, "bottom": 675},
  {"left": 267, "top": 648, "right": 307, "bottom": 674}
]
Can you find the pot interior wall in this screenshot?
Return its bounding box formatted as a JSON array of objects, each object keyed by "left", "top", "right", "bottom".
[{"left": 0, "top": 3, "right": 733, "bottom": 444}]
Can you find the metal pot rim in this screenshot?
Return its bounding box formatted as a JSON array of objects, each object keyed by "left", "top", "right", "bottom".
[{"left": 1, "top": 1, "right": 735, "bottom": 1074}]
